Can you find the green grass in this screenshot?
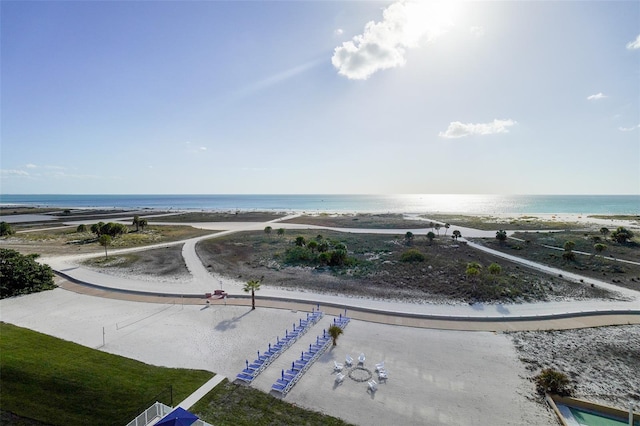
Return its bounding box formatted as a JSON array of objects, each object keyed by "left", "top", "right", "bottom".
[
  {"left": 0, "top": 323, "right": 213, "bottom": 426},
  {"left": 192, "top": 380, "right": 353, "bottom": 426},
  {"left": 1, "top": 324, "right": 353, "bottom": 426}
]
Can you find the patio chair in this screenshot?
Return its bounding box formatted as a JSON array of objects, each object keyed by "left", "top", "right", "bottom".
[
  {"left": 367, "top": 379, "right": 378, "bottom": 393},
  {"left": 334, "top": 360, "right": 344, "bottom": 372},
  {"left": 378, "top": 369, "right": 388, "bottom": 382},
  {"left": 335, "top": 372, "right": 346, "bottom": 384},
  {"left": 358, "top": 353, "right": 366, "bottom": 365},
  {"left": 345, "top": 354, "right": 353, "bottom": 367},
  {"left": 375, "top": 361, "right": 385, "bottom": 371}
]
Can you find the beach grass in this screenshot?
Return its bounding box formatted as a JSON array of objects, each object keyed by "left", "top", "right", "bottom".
[
  {"left": 4, "top": 225, "right": 215, "bottom": 257},
  {"left": 0, "top": 322, "right": 213, "bottom": 426}
]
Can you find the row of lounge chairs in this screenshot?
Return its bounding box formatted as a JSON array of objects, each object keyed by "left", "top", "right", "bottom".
[
  {"left": 272, "top": 314, "right": 351, "bottom": 396},
  {"left": 235, "top": 308, "right": 324, "bottom": 384}
]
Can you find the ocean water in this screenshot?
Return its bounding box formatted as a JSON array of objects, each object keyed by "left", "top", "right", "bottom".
[{"left": 0, "top": 194, "right": 638, "bottom": 215}]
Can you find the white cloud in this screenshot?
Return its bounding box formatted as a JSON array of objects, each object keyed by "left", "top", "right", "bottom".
[
  {"left": 439, "top": 119, "right": 517, "bottom": 139},
  {"left": 26, "top": 163, "right": 37, "bottom": 168},
  {"left": 470, "top": 26, "right": 485, "bottom": 38},
  {"left": 618, "top": 124, "right": 640, "bottom": 132},
  {"left": 332, "top": 1, "right": 457, "bottom": 80},
  {"left": 199, "top": 146, "right": 207, "bottom": 151},
  {"left": 626, "top": 34, "right": 640, "bottom": 50},
  {"left": 587, "top": 92, "right": 607, "bottom": 101},
  {"left": 0, "top": 169, "right": 30, "bottom": 177},
  {"left": 334, "top": 28, "right": 344, "bottom": 36}
]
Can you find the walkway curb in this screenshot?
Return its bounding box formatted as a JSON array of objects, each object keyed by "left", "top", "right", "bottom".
[{"left": 56, "top": 276, "right": 640, "bottom": 332}]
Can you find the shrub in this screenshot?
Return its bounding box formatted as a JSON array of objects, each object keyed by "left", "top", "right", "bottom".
[
  {"left": 534, "top": 368, "right": 572, "bottom": 396},
  {"left": 0, "top": 249, "right": 56, "bottom": 298},
  {"left": 76, "top": 224, "right": 87, "bottom": 233},
  {"left": 400, "top": 249, "right": 425, "bottom": 262},
  {"left": 0, "top": 221, "right": 14, "bottom": 236},
  {"left": 284, "top": 246, "right": 315, "bottom": 264}
]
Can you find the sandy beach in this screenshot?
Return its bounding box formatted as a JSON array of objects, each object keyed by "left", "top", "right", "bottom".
[{"left": 0, "top": 289, "right": 557, "bottom": 425}]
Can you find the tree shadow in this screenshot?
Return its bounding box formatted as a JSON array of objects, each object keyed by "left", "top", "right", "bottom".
[
  {"left": 496, "top": 304, "right": 510, "bottom": 315},
  {"left": 470, "top": 302, "right": 485, "bottom": 311},
  {"left": 214, "top": 309, "right": 252, "bottom": 331}
]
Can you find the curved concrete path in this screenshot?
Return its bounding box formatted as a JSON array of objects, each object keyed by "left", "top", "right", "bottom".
[{"left": 43, "top": 214, "right": 640, "bottom": 332}]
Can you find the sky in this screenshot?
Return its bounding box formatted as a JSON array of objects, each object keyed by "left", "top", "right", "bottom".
[{"left": 1, "top": 0, "right": 639, "bottom": 195}]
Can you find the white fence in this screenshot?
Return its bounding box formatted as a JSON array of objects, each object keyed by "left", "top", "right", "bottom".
[{"left": 125, "top": 402, "right": 213, "bottom": 426}]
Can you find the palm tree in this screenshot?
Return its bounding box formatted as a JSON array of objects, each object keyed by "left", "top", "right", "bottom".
[
  {"left": 496, "top": 230, "right": 507, "bottom": 245},
  {"left": 452, "top": 230, "right": 462, "bottom": 240},
  {"left": 404, "top": 231, "right": 414, "bottom": 245},
  {"left": 488, "top": 263, "right": 502, "bottom": 275},
  {"left": 328, "top": 324, "right": 343, "bottom": 346},
  {"left": 132, "top": 215, "right": 140, "bottom": 232},
  {"left": 444, "top": 223, "right": 450, "bottom": 236},
  {"left": 594, "top": 243, "right": 607, "bottom": 259},
  {"left": 611, "top": 227, "right": 634, "bottom": 244},
  {"left": 138, "top": 219, "right": 148, "bottom": 231},
  {"left": 434, "top": 223, "right": 441, "bottom": 236},
  {"left": 426, "top": 231, "right": 436, "bottom": 245},
  {"left": 599, "top": 227, "right": 610, "bottom": 240},
  {"left": 264, "top": 226, "right": 272, "bottom": 237},
  {"left": 563, "top": 240, "right": 576, "bottom": 261},
  {"left": 466, "top": 262, "right": 482, "bottom": 294},
  {"left": 277, "top": 228, "right": 285, "bottom": 238},
  {"left": 98, "top": 235, "right": 112, "bottom": 259},
  {"left": 243, "top": 278, "right": 262, "bottom": 310},
  {"left": 307, "top": 240, "right": 318, "bottom": 253}
]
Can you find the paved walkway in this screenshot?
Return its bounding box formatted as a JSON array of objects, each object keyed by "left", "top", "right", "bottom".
[
  {"left": 56, "top": 278, "right": 640, "bottom": 332},
  {"left": 177, "top": 374, "right": 226, "bottom": 410},
  {"left": 44, "top": 214, "right": 640, "bottom": 333}
]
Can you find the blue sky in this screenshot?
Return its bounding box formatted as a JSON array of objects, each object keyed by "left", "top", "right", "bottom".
[{"left": 1, "top": 1, "right": 639, "bottom": 195}]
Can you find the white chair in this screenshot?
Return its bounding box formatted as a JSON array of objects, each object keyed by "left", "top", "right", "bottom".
[
  {"left": 345, "top": 354, "right": 353, "bottom": 366},
  {"left": 335, "top": 372, "right": 345, "bottom": 384},
  {"left": 378, "top": 369, "right": 388, "bottom": 382},
  {"left": 375, "top": 361, "right": 385, "bottom": 371},
  {"left": 358, "top": 353, "right": 366, "bottom": 365},
  {"left": 367, "top": 379, "right": 378, "bottom": 392},
  {"left": 334, "top": 360, "right": 344, "bottom": 372}
]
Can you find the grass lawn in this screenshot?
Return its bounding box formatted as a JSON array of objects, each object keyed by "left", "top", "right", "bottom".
[
  {"left": 1, "top": 323, "right": 352, "bottom": 426},
  {"left": 192, "top": 379, "right": 352, "bottom": 426},
  {"left": 0, "top": 323, "right": 213, "bottom": 426}
]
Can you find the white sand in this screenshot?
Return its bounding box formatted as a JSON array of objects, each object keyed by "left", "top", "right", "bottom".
[{"left": 0, "top": 289, "right": 556, "bottom": 425}]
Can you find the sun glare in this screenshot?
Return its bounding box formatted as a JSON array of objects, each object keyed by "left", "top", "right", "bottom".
[{"left": 404, "top": 1, "right": 461, "bottom": 44}]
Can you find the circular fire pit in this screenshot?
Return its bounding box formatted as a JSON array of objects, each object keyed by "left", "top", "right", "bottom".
[{"left": 348, "top": 366, "right": 372, "bottom": 382}]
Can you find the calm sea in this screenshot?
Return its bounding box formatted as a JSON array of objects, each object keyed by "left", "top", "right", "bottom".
[{"left": 0, "top": 194, "right": 638, "bottom": 215}]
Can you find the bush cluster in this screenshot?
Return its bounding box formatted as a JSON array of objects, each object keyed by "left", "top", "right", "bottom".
[
  {"left": 90, "top": 222, "right": 128, "bottom": 238},
  {"left": 534, "top": 368, "right": 572, "bottom": 396},
  {"left": 0, "top": 248, "right": 56, "bottom": 299},
  {"left": 284, "top": 235, "right": 354, "bottom": 267}
]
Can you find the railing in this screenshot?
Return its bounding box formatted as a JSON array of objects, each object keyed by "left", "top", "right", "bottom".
[
  {"left": 235, "top": 308, "right": 324, "bottom": 384},
  {"left": 125, "top": 401, "right": 172, "bottom": 426},
  {"left": 125, "top": 402, "right": 214, "bottom": 426}
]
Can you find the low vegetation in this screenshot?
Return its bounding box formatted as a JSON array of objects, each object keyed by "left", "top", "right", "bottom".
[
  {"left": 534, "top": 368, "right": 573, "bottom": 396},
  {"left": 1, "top": 225, "right": 213, "bottom": 257},
  {"left": 0, "top": 323, "right": 213, "bottom": 426},
  {"left": 191, "top": 380, "right": 351, "bottom": 426},
  {"left": 478, "top": 229, "right": 640, "bottom": 291},
  {"left": 196, "top": 230, "right": 614, "bottom": 304},
  {"left": 0, "top": 249, "right": 55, "bottom": 299}
]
